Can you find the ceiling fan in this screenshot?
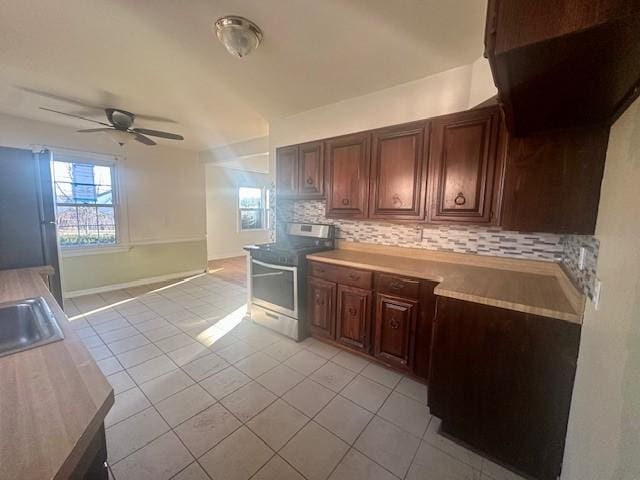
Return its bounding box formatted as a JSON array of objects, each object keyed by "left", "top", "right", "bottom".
[{"left": 39, "top": 106, "right": 184, "bottom": 146}]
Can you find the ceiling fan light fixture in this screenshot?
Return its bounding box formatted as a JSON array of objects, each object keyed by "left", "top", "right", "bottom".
[
  {"left": 105, "top": 129, "right": 132, "bottom": 146},
  {"left": 214, "top": 16, "right": 262, "bottom": 58}
]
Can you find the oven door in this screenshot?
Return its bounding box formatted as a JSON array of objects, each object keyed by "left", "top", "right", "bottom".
[{"left": 250, "top": 259, "right": 298, "bottom": 318}]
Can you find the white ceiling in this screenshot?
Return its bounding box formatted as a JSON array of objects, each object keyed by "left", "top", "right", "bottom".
[{"left": 0, "top": 0, "right": 487, "bottom": 150}]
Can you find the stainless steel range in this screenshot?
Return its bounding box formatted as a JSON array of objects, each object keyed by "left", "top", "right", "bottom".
[{"left": 246, "top": 223, "right": 335, "bottom": 341}]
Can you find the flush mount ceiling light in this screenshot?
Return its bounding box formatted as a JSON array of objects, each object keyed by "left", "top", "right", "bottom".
[{"left": 214, "top": 16, "right": 262, "bottom": 58}]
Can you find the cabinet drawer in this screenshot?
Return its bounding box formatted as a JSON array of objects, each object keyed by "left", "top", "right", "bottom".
[
  {"left": 374, "top": 273, "right": 420, "bottom": 299},
  {"left": 308, "top": 261, "right": 372, "bottom": 289}
]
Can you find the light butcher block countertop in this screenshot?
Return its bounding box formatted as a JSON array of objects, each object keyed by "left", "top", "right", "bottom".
[
  {"left": 0, "top": 267, "right": 114, "bottom": 480},
  {"left": 307, "top": 242, "right": 584, "bottom": 323}
]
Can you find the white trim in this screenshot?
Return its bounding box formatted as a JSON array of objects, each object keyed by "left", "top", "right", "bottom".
[
  {"left": 61, "top": 244, "right": 131, "bottom": 257},
  {"left": 61, "top": 236, "right": 207, "bottom": 257},
  {"left": 31, "top": 144, "right": 123, "bottom": 163},
  {"left": 208, "top": 250, "right": 249, "bottom": 261},
  {"left": 63, "top": 268, "right": 206, "bottom": 298},
  {"left": 129, "top": 236, "right": 206, "bottom": 246}
]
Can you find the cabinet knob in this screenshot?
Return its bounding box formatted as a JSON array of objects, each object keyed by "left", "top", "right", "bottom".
[
  {"left": 348, "top": 307, "right": 357, "bottom": 316},
  {"left": 392, "top": 194, "right": 402, "bottom": 206},
  {"left": 341, "top": 198, "right": 350, "bottom": 206},
  {"left": 315, "top": 294, "right": 324, "bottom": 306},
  {"left": 389, "top": 319, "right": 400, "bottom": 329},
  {"left": 454, "top": 192, "right": 466, "bottom": 206},
  {"left": 306, "top": 176, "right": 314, "bottom": 185},
  {"left": 349, "top": 273, "right": 360, "bottom": 281}
]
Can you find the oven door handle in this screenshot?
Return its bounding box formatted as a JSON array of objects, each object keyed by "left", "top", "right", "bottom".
[
  {"left": 251, "top": 258, "right": 298, "bottom": 272},
  {"left": 251, "top": 272, "right": 284, "bottom": 278}
]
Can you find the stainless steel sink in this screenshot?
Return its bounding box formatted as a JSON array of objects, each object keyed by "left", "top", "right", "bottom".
[{"left": 0, "top": 297, "right": 65, "bottom": 358}]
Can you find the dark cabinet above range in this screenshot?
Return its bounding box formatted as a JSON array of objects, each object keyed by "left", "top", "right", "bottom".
[{"left": 276, "top": 141, "right": 324, "bottom": 200}]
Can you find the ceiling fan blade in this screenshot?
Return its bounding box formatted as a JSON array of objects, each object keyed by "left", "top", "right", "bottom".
[
  {"left": 18, "top": 86, "right": 104, "bottom": 110},
  {"left": 133, "top": 133, "right": 157, "bottom": 146},
  {"left": 39, "top": 107, "right": 111, "bottom": 126},
  {"left": 77, "top": 128, "right": 115, "bottom": 133},
  {"left": 133, "top": 114, "right": 178, "bottom": 124},
  {"left": 132, "top": 128, "right": 184, "bottom": 140}
]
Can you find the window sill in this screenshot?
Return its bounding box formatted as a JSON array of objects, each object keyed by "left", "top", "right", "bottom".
[{"left": 60, "top": 244, "right": 130, "bottom": 258}]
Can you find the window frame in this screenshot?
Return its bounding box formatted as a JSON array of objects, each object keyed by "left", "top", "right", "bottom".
[
  {"left": 237, "top": 186, "right": 268, "bottom": 232},
  {"left": 51, "top": 152, "right": 127, "bottom": 253}
]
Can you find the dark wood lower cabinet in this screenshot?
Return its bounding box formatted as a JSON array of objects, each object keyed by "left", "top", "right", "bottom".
[
  {"left": 306, "top": 264, "right": 436, "bottom": 381},
  {"left": 373, "top": 293, "right": 417, "bottom": 370},
  {"left": 336, "top": 285, "right": 371, "bottom": 353},
  {"left": 307, "top": 276, "right": 336, "bottom": 340},
  {"left": 428, "top": 297, "right": 581, "bottom": 480},
  {"left": 69, "top": 423, "right": 108, "bottom": 479}
]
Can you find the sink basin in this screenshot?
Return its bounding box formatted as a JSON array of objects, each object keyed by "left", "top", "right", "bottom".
[{"left": 0, "top": 297, "right": 64, "bottom": 358}]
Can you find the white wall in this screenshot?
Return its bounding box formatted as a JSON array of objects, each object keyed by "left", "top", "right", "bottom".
[
  {"left": 269, "top": 58, "right": 496, "bottom": 165},
  {"left": 205, "top": 164, "right": 271, "bottom": 260},
  {"left": 0, "top": 112, "right": 207, "bottom": 292},
  {"left": 269, "top": 63, "right": 475, "bottom": 163},
  {"left": 468, "top": 57, "right": 497, "bottom": 108},
  {"left": 562, "top": 98, "right": 640, "bottom": 479}
]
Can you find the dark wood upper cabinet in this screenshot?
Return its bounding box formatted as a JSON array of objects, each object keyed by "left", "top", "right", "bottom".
[
  {"left": 369, "top": 122, "right": 429, "bottom": 220},
  {"left": 485, "top": 0, "right": 640, "bottom": 134},
  {"left": 307, "top": 276, "right": 336, "bottom": 340},
  {"left": 500, "top": 125, "right": 610, "bottom": 234},
  {"left": 275, "top": 145, "right": 299, "bottom": 198},
  {"left": 336, "top": 284, "right": 372, "bottom": 353},
  {"left": 373, "top": 293, "right": 417, "bottom": 370},
  {"left": 298, "top": 141, "right": 324, "bottom": 199},
  {"left": 427, "top": 107, "right": 503, "bottom": 224},
  {"left": 325, "top": 132, "right": 371, "bottom": 219}
]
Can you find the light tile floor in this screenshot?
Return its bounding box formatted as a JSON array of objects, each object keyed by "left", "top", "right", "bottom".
[{"left": 64, "top": 272, "right": 526, "bottom": 480}]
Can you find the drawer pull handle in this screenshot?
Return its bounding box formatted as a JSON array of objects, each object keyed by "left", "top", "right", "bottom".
[
  {"left": 341, "top": 198, "right": 350, "bottom": 206},
  {"left": 348, "top": 307, "right": 358, "bottom": 316},
  {"left": 389, "top": 280, "right": 404, "bottom": 290},
  {"left": 392, "top": 193, "right": 402, "bottom": 206},
  {"left": 454, "top": 192, "right": 466, "bottom": 206},
  {"left": 389, "top": 319, "right": 400, "bottom": 329},
  {"left": 349, "top": 273, "right": 361, "bottom": 281},
  {"left": 306, "top": 176, "right": 314, "bottom": 185},
  {"left": 316, "top": 267, "right": 325, "bottom": 273}
]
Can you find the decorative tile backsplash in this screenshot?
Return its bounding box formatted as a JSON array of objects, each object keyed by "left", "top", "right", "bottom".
[
  {"left": 276, "top": 199, "right": 600, "bottom": 299},
  {"left": 561, "top": 234, "right": 600, "bottom": 300}
]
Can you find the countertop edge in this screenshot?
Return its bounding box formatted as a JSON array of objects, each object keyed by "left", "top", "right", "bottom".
[
  {"left": 0, "top": 267, "right": 114, "bottom": 480},
  {"left": 306, "top": 251, "right": 581, "bottom": 323}
]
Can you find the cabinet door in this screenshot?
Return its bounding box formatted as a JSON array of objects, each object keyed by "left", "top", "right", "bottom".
[
  {"left": 325, "top": 133, "right": 371, "bottom": 218},
  {"left": 298, "top": 141, "right": 324, "bottom": 198},
  {"left": 369, "top": 122, "right": 428, "bottom": 220},
  {"left": 336, "top": 284, "right": 372, "bottom": 353},
  {"left": 427, "top": 107, "right": 501, "bottom": 223},
  {"left": 500, "top": 125, "right": 609, "bottom": 234},
  {"left": 373, "top": 293, "right": 417, "bottom": 370},
  {"left": 276, "top": 145, "right": 298, "bottom": 198},
  {"left": 307, "top": 276, "right": 336, "bottom": 340},
  {"left": 412, "top": 280, "right": 437, "bottom": 380}
]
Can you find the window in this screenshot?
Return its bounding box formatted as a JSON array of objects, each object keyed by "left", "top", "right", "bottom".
[
  {"left": 238, "top": 186, "right": 268, "bottom": 231},
  {"left": 52, "top": 159, "right": 118, "bottom": 247}
]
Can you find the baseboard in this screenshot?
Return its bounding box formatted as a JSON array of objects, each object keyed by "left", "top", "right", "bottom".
[
  {"left": 63, "top": 268, "right": 206, "bottom": 298},
  {"left": 207, "top": 251, "right": 248, "bottom": 261}
]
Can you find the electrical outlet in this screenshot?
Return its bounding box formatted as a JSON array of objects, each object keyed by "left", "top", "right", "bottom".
[
  {"left": 578, "top": 247, "right": 587, "bottom": 270},
  {"left": 593, "top": 278, "right": 602, "bottom": 311},
  {"left": 415, "top": 227, "right": 423, "bottom": 242}
]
